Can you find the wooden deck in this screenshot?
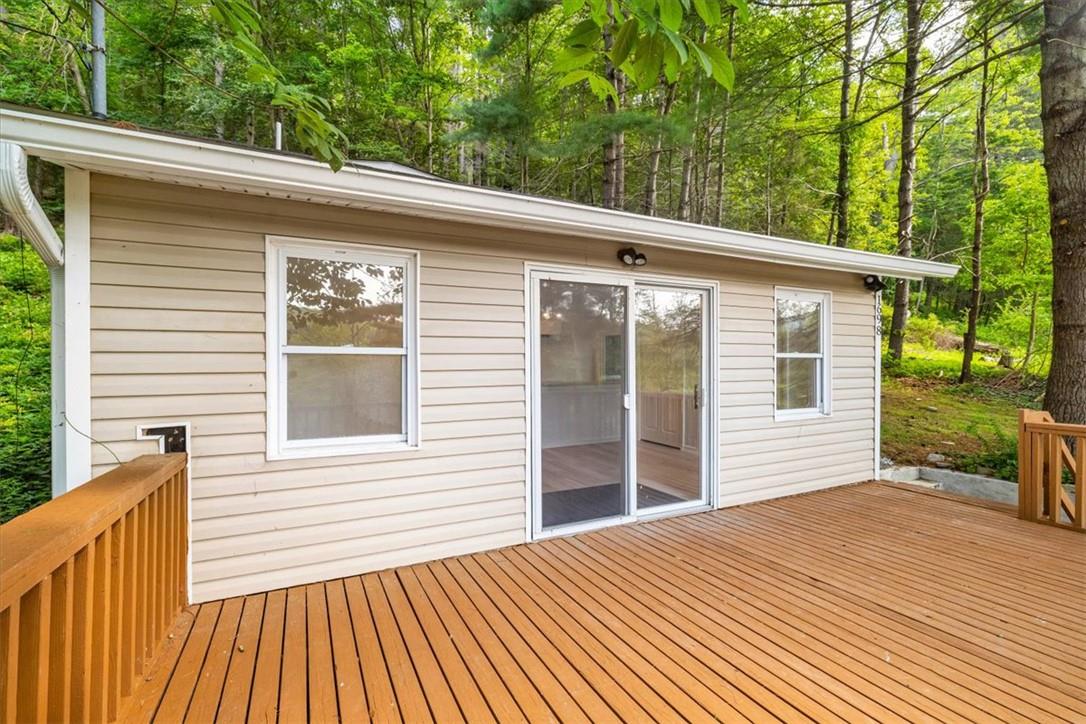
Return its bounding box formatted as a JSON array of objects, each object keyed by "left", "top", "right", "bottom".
[{"left": 128, "top": 482, "right": 1086, "bottom": 723}]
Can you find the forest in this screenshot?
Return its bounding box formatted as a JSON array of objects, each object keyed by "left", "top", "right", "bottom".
[{"left": 0, "top": 0, "right": 1082, "bottom": 517}]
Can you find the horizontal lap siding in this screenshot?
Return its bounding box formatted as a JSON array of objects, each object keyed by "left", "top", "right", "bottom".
[
  {"left": 88, "top": 174, "right": 876, "bottom": 601},
  {"left": 718, "top": 284, "right": 876, "bottom": 506},
  {"left": 89, "top": 176, "right": 529, "bottom": 602}
]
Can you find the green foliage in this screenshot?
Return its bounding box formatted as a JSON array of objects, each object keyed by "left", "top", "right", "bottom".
[
  {"left": 957, "top": 436, "right": 1019, "bottom": 481},
  {"left": 884, "top": 346, "right": 1005, "bottom": 383},
  {"left": 556, "top": 0, "right": 741, "bottom": 99},
  {"left": 210, "top": 0, "right": 347, "bottom": 169},
  {"left": 0, "top": 0, "right": 1057, "bottom": 491},
  {"left": 0, "top": 234, "right": 52, "bottom": 523}
]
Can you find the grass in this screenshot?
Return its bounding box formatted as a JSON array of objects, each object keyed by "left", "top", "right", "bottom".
[{"left": 880, "top": 342, "right": 1042, "bottom": 481}]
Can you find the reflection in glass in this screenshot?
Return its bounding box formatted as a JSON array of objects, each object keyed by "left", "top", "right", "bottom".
[
  {"left": 539, "top": 279, "right": 627, "bottom": 528},
  {"left": 287, "top": 257, "right": 404, "bottom": 347},
  {"left": 287, "top": 355, "right": 403, "bottom": 440},
  {"left": 777, "top": 357, "right": 819, "bottom": 410},
  {"left": 776, "top": 298, "right": 822, "bottom": 354},
  {"left": 636, "top": 287, "right": 703, "bottom": 510}
]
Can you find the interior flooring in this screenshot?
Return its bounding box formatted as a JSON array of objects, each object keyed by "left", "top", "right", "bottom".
[{"left": 541, "top": 440, "right": 701, "bottom": 500}]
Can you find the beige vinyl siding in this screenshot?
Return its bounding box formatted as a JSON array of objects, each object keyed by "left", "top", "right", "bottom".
[
  {"left": 88, "top": 174, "right": 876, "bottom": 601},
  {"left": 716, "top": 280, "right": 876, "bottom": 505}
]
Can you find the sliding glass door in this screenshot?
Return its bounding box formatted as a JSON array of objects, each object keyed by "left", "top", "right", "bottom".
[
  {"left": 532, "top": 270, "right": 711, "bottom": 535},
  {"left": 536, "top": 275, "right": 631, "bottom": 529},
  {"left": 635, "top": 285, "right": 706, "bottom": 513}
]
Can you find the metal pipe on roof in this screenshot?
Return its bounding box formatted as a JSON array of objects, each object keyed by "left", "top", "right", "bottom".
[{"left": 90, "top": 0, "right": 107, "bottom": 119}]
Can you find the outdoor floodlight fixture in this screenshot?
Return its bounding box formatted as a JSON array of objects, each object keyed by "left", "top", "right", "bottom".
[
  {"left": 863, "top": 274, "right": 887, "bottom": 293},
  {"left": 617, "top": 247, "right": 647, "bottom": 267}
]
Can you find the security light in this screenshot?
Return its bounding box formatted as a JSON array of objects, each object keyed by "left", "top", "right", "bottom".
[
  {"left": 863, "top": 274, "right": 887, "bottom": 292},
  {"left": 618, "top": 247, "right": 647, "bottom": 266}
]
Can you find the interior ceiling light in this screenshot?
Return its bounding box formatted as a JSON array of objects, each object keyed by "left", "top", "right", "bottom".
[{"left": 618, "top": 247, "right": 647, "bottom": 266}]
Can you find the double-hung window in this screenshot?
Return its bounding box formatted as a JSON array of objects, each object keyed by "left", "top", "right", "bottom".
[
  {"left": 267, "top": 236, "right": 418, "bottom": 458},
  {"left": 774, "top": 288, "right": 831, "bottom": 419}
]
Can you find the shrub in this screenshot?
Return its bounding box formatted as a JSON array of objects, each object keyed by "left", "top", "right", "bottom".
[
  {"left": 904, "top": 313, "right": 935, "bottom": 347},
  {"left": 0, "top": 233, "right": 52, "bottom": 522},
  {"left": 957, "top": 429, "right": 1019, "bottom": 481}
]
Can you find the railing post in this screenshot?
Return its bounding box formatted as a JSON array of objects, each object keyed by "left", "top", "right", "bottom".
[
  {"left": 1018, "top": 409, "right": 1086, "bottom": 531},
  {"left": 1018, "top": 409, "right": 1032, "bottom": 521},
  {"left": 1074, "top": 441, "right": 1085, "bottom": 531}
]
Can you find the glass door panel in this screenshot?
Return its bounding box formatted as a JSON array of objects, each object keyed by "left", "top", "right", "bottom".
[
  {"left": 538, "top": 278, "right": 629, "bottom": 529},
  {"left": 635, "top": 286, "right": 706, "bottom": 511}
]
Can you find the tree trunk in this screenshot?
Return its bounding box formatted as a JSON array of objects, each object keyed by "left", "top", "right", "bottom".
[
  {"left": 1021, "top": 289, "right": 1039, "bottom": 372},
  {"left": 764, "top": 149, "right": 773, "bottom": 235},
  {"left": 834, "top": 0, "right": 854, "bottom": 247},
  {"left": 643, "top": 82, "right": 677, "bottom": 216},
  {"left": 888, "top": 0, "right": 922, "bottom": 360},
  {"left": 213, "top": 58, "right": 226, "bottom": 140},
  {"left": 1040, "top": 0, "right": 1086, "bottom": 424},
  {"left": 602, "top": 2, "right": 625, "bottom": 209},
  {"left": 714, "top": 14, "right": 736, "bottom": 227},
  {"left": 68, "top": 50, "right": 92, "bottom": 115},
  {"left": 960, "top": 31, "right": 991, "bottom": 384},
  {"left": 698, "top": 92, "right": 715, "bottom": 223},
  {"left": 678, "top": 31, "right": 707, "bottom": 221},
  {"left": 615, "top": 71, "right": 625, "bottom": 206}
]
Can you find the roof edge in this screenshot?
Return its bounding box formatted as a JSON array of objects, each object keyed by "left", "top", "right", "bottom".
[{"left": 0, "top": 106, "right": 959, "bottom": 280}]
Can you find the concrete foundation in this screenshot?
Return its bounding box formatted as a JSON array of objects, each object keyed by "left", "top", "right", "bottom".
[{"left": 881, "top": 466, "right": 1019, "bottom": 505}]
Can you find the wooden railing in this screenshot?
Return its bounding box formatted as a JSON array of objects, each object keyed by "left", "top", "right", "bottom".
[
  {"left": 1018, "top": 409, "right": 1085, "bottom": 531},
  {"left": 0, "top": 454, "right": 188, "bottom": 723}
]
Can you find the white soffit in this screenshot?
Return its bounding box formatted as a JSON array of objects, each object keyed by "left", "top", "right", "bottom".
[{"left": 0, "top": 106, "right": 958, "bottom": 280}]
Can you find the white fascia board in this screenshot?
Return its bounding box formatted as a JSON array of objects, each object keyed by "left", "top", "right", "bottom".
[{"left": 1, "top": 107, "right": 959, "bottom": 280}]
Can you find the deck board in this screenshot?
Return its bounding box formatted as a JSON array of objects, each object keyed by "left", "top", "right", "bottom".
[{"left": 128, "top": 482, "right": 1086, "bottom": 722}]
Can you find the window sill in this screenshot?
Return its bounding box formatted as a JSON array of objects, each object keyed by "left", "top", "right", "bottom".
[
  {"left": 774, "top": 410, "right": 830, "bottom": 422},
  {"left": 266, "top": 442, "right": 419, "bottom": 461}
]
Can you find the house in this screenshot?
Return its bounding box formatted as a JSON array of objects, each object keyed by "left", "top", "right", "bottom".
[{"left": 0, "top": 104, "right": 959, "bottom": 603}]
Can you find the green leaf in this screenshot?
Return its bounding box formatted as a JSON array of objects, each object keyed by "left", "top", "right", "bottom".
[
  {"left": 629, "top": 33, "right": 662, "bottom": 87},
  {"left": 587, "top": 0, "right": 610, "bottom": 25},
  {"left": 657, "top": 0, "right": 683, "bottom": 32},
  {"left": 698, "top": 41, "right": 735, "bottom": 89},
  {"left": 210, "top": 0, "right": 347, "bottom": 172},
  {"left": 611, "top": 19, "right": 639, "bottom": 67},
  {"left": 563, "top": 0, "right": 586, "bottom": 14},
  {"left": 692, "top": 0, "right": 722, "bottom": 26},
  {"left": 587, "top": 74, "right": 620, "bottom": 104},
  {"left": 554, "top": 48, "right": 596, "bottom": 72},
  {"left": 662, "top": 43, "right": 682, "bottom": 83},
  {"left": 558, "top": 69, "right": 618, "bottom": 104},
  {"left": 690, "top": 42, "right": 713, "bottom": 76},
  {"left": 557, "top": 69, "right": 595, "bottom": 88},
  {"left": 245, "top": 65, "right": 274, "bottom": 84},
  {"left": 660, "top": 25, "right": 688, "bottom": 64},
  {"left": 566, "top": 18, "right": 601, "bottom": 48}
]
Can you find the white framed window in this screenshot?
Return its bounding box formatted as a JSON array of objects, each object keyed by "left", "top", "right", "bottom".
[
  {"left": 774, "top": 287, "right": 831, "bottom": 420},
  {"left": 266, "top": 236, "right": 419, "bottom": 459}
]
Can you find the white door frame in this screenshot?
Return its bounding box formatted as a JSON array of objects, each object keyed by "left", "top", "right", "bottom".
[{"left": 524, "top": 262, "right": 719, "bottom": 542}]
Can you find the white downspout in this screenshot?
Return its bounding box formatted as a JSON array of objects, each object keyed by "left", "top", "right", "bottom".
[{"left": 0, "top": 142, "right": 63, "bottom": 267}]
